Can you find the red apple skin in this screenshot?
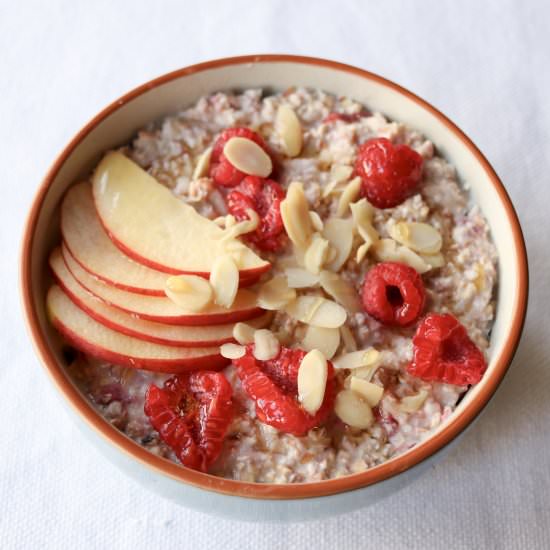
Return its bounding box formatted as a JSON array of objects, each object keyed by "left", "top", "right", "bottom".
[
  {"left": 97, "top": 212, "right": 271, "bottom": 280},
  {"left": 62, "top": 246, "right": 266, "bottom": 326},
  {"left": 62, "top": 238, "right": 263, "bottom": 296},
  {"left": 51, "top": 267, "right": 242, "bottom": 348},
  {"left": 51, "top": 314, "right": 230, "bottom": 373}
]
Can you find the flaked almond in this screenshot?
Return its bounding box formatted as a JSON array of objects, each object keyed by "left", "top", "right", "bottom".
[
  {"left": 285, "top": 267, "right": 320, "bottom": 289},
  {"left": 334, "top": 389, "right": 374, "bottom": 429},
  {"left": 319, "top": 270, "right": 361, "bottom": 313},
  {"left": 276, "top": 104, "right": 303, "bottom": 157},
  {"left": 223, "top": 136, "right": 272, "bottom": 177},
  {"left": 336, "top": 176, "right": 362, "bottom": 216},
  {"left": 356, "top": 242, "right": 369, "bottom": 263},
  {"left": 209, "top": 255, "right": 239, "bottom": 308},
  {"left": 399, "top": 390, "right": 429, "bottom": 413},
  {"left": 340, "top": 325, "right": 357, "bottom": 352},
  {"left": 221, "top": 208, "right": 260, "bottom": 241},
  {"left": 350, "top": 198, "right": 379, "bottom": 248},
  {"left": 233, "top": 322, "right": 256, "bottom": 345},
  {"left": 371, "top": 238, "right": 430, "bottom": 273},
  {"left": 192, "top": 146, "right": 213, "bottom": 180},
  {"left": 309, "top": 211, "right": 324, "bottom": 231},
  {"left": 349, "top": 377, "right": 384, "bottom": 407},
  {"left": 333, "top": 348, "right": 381, "bottom": 370},
  {"left": 301, "top": 326, "right": 341, "bottom": 359},
  {"left": 280, "top": 181, "right": 313, "bottom": 250},
  {"left": 257, "top": 276, "right": 296, "bottom": 310},
  {"left": 253, "top": 329, "right": 280, "bottom": 360},
  {"left": 322, "top": 164, "right": 354, "bottom": 198},
  {"left": 390, "top": 221, "right": 442, "bottom": 254},
  {"left": 165, "top": 274, "right": 213, "bottom": 312},
  {"left": 322, "top": 217, "right": 354, "bottom": 271},
  {"left": 220, "top": 343, "right": 246, "bottom": 359},
  {"left": 297, "top": 349, "right": 328, "bottom": 414},
  {"left": 285, "top": 296, "right": 347, "bottom": 328},
  {"left": 304, "top": 234, "right": 331, "bottom": 274},
  {"left": 421, "top": 252, "right": 445, "bottom": 269}
]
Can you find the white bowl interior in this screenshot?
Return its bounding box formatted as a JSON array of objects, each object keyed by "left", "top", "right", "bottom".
[{"left": 31, "top": 59, "right": 519, "bottom": 459}]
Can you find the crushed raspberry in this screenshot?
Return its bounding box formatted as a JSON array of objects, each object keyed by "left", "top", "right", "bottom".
[
  {"left": 323, "top": 111, "right": 369, "bottom": 124},
  {"left": 144, "top": 372, "right": 233, "bottom": 472},
  {"left": 209, "top": 127, "right": 272, "bottom": 187},
  {"left": 408, "top": 313, "right": 487, "bottom": 386},
  {"left": 233, "top": 346, "right": 336, "bottom": 436},
  {"left": 355, "top": 137, "right": 423, "bottom": 208},
  {"left": 226, "top": 176, "right": 286, "bottom": 251},
  {"left": 362, "top": 262, "right": 426, "bottom": 326}
]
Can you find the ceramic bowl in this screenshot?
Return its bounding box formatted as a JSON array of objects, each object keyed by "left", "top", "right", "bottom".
[{"left": 20, "top": 55, "right": 528, "bottom": 522}]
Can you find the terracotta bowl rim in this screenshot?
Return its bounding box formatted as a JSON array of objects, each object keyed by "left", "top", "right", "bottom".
[{"left": 20, "top": 54, "right": 529, "bottom": 500}]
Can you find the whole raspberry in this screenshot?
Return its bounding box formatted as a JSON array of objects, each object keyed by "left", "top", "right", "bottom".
[
  {"left": 209, "top": 127, "right": 271, "bottom": 187},
  {"left": 362, "top": 261, "right": 426, "bottom": 326},
  {"left": 226, "top": 176, "right": 286, "bottom": 251},
  {"left": 355, "top": 137, "right": 423, "bottom": 208},
  {"left": 144, "top": 372, "right": 233, "bottom": 472},
  {"left": 233, "top": 346, "right": 336, "bottom": 436},
  {"left": 408, "top": 313, "right": 487, "bottom": 386}
]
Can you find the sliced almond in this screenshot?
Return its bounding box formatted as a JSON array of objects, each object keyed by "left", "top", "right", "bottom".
[
  {"left": 233, "top": 322, "right": 256, "bottom": 345},
  {"left": 340, "top": 325, "right": 357, "bottom": 352},
  {"left": 285, "top": 296, "right": 347, "bottom": 328},
  {"left": 421, "top": 252, "right": 445, "bottom": 269},
  {"left": 301, "top": 326, "right": 341, "bottom": 359},
  {"left": 276, "top": 104, "right": 303, "bottom": 157},
  {"left": 322, "top": 164, "right": 353, "bottom": 198},
  {"left": 280, "top": 181, "right": 313, "bottom": 250},
  {"left": 350, "top": 198, "right": 379, "bottom": 249},
  {"left": 220, "top": 343, "right": 246, "bottom": 359},
  {"left": 221, "top": 208, "right": 260, "bottom": 241},
  {"left": 333, "top": 348, "right": 381, "bottom": 370},
  {"left": 356, "top": 242, "right": 369, "bottom": 263},
  {"left": 336, "top": 177, "right": 361, "bottom": 216},
  {"left": 390, "top": 221, "right": 442, "bottom": 254},
  {"left": 165, "top": 274, "right": 213, "bottom": 312},
  {"left": 396, "top": 245, "right": 431, "bottom": 274},
  {"left": 309, "top": 211, "right": 324, "bottom": 231},
  {"left": 304, "top": 234, "right": 331, "bottom": 274},
  {"left": 334, "top": 389, "right": 374, "bottom": 429},
  {"left": 297, "top": 349, "right": 328, "bottom": 414},
  {"left": 209, "top": 255, "right": 239, "bottom": 308},
  {"left": 399, "top": 390, "right": 429, "bottom": 413},
  {"left": 284, "top": 267, "right": 320, "bottom": 289},
  {"left": 322, "top": 217, "right": 354, "bottom": 271},
  {"left": 319, "top": 270, "right": 361, "bottom": 313},
  {"left": 350, "top": 377, "right": 384, "bottom": 407},
  {"left": 192, "top": 146, "right": 212, "bottom": 180},
  {"left": 253, "top": 329, "right": 280, "bottom": 360},
  {"left": 223, "top": 136, "right": 272, "bottom": 177},
  {"left": 257, "top": 276, "right": 296, "bottom": 310}
]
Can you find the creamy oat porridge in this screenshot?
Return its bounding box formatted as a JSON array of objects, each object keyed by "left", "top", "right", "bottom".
[{"left": 48, "top": 87, "right": 497, "bottom": 483}]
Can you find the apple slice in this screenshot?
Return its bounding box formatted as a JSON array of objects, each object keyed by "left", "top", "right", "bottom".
[
  {"left": 47, "top": 285, "right": 229, "bottom": 372},
  {"left": 62, "top": 182, "right": 169, "bottom": 295},
  {"left": 92, "top": 151, "right": 270, "bottom": 277},
  {"left": 61, "top": 182, "right": 260, "bottom": 295},
  {"left": 62, "top": 245, "right": 264, "bottom": 326},
  {"left": 49, "top": 248, "right": 271, "bottom": 347}
]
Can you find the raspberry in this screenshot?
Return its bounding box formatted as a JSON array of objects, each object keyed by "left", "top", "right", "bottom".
[
  {"left": 226, "top": 176, "right": 286, "bottom": 251},
  {"left": 362, "top": 261, "right": 425, "bottom": 326},
  {"left": 355, "top": 137, "right": 423, "bottom": 208},
  {"left": 233, "top": 346, "right": 336, "bottom": 436},
  {"left": 144, "top": 372, "right": 233, "bottom": 472},
  {"left": 408, "top": 313, "right": 487, "bottom": 386},
  {"left": 209, "top": 127, "right": 271, "bottom": 187},
  {"left": 323, "top": 111, "right": 368, "bottom": 124}
]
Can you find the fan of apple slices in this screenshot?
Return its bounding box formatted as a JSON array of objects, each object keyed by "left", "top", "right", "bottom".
[{"left": 47, "top": 152, "right": 272, "bottom": 372}]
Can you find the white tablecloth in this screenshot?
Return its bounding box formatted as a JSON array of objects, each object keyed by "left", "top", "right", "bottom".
[{"left": 2, "top": 0, "right": 548, "bottom": 548}]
